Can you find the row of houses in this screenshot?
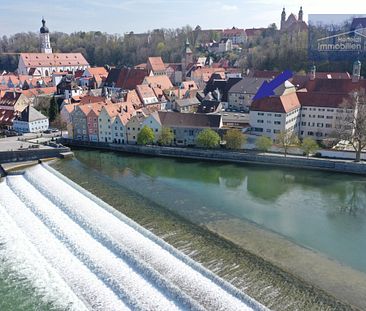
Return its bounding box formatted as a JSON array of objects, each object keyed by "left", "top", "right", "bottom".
[{"left": 62, "top": 98, "right": 222, "bottom": 146}]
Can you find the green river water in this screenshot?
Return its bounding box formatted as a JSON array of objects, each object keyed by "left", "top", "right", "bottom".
[{"left": 2, "top": 149, "right": 366, "bottom": 310}]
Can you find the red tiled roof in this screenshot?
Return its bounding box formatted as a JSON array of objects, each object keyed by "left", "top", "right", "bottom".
[
  {"left": 136, "top": 84, "right": 156, "bottom": 99},
  {"left": 79, "top": 95, "right": 105, "bottom": 105},
  {"left": 0, "top": 109, "right": 18, "bottom": 126},
  {"left": 245, "top": 28, "right": 265, "bottom": 37},
  {"left": 251, "top": 92, "right": 300, "bottom": 113},
  {"left": 223, "top": 28, "right": 245, "bottom": 36},
  {"left": 86, "top": 67, "right": 108, "bottom": 77},
  {"left": 147, "top": 57, "right": 166, "bottom": 72},
  {"left": 113, "top": 68, "right": 147, "bottom": 90},
  {"left": 297, "top": 92, "right": 351, "bottom": 108},
  {"left": 305, "top": 78, "right": 366, "bottom": 93},
  {"left": 144, "top": 75, "right": 173, "bottom": 90},
  {"left": 20, "top": 53, "right": 89, "bottom": 68}
]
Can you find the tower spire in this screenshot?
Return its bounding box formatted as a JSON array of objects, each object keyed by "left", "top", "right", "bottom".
[
  {"left": 298, "top": 6, "right": 303, "bottom": 21},
  {"left": 40, "top": 17, "right": 52, "bottom": 54}
]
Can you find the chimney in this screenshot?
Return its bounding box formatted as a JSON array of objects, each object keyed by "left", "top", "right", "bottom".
[{"left": 352, "top": 60, "right": 361, "bottom": 82}]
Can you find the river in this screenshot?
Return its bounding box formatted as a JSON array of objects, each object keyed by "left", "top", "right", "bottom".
[
  {"left": 49, "top": 150, "right": 366, "bottom": 310},
  {"left": 1, "top": 149, "right": 366, "bottom": 310}
]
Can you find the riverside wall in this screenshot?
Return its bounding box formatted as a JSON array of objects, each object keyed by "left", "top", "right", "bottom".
[
  {"left": 61, "top": 139, "right": 366, "bottom": 175},
  {"left": 0, "top": 147, "right": 71, "bottom": 165}
]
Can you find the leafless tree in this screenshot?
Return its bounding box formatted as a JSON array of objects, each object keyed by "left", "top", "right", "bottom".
[{"left": 334, "top": 89, "right": 366, "bottom": 162}]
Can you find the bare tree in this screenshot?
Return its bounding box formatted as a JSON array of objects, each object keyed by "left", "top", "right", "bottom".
[
  {"left": 276, "top": 129, "right": 299, "bottom": 157},
  {"left": 334, "top": 89, "right": 366, "bottom": 162}
]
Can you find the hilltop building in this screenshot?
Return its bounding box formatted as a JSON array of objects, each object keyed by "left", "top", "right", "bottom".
[
  {"left": 280, "top": 7, "right": 308, "bottom": 32},
  {"left": 17, "top": 19, "right": 89, "bottom": 77}
]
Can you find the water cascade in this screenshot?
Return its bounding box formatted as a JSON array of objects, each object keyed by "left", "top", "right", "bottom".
[{"left": 0, "top": 164, "right": 267, "bottom": 311}]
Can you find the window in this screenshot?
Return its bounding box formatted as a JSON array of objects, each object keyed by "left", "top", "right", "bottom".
[
  {"left": 274, "top": 114, "right": 281, "bottom": 117},
  {"left": 326, "top": 116, "right": 333, "bottom": 119},
  {"left": 273, "top": 129, "right": 280, "bottom": 134},
  {"left": 326, "top": 124, "right": 332, "bottom": 128},
  {"left": 317, "top": 115, "right": 324, "bottom": 118},
  {"left": 258, "top": 112, "right": 264, "bottom": 116},
  {"left": 266, "top": 129, "right": 271, "bottom": 133},
  {"left": 257, "top": 120, "right": 264, "bottom": 123},
  {"left": 274, "top": 121, "right": 281, "bottom": 125},
  {"left": 301, "top": 122, "right": 306, "bottom": 126}
]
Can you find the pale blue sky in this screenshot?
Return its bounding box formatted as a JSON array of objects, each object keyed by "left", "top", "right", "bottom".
[{"left": 0, "top": 0, "right": 365, "bottom": 35}]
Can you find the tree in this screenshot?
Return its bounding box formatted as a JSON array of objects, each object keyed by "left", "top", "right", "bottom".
[
  {"left": 196, "top": 129, "right": 220, "bottom": 149},
  {"left": 48, "top": 96, "right": 58, "bottom": 122},
  {"left": 224, "top": 129, "right": 245, "bottom": 149},
  {"left": 301, "top": 137, "right": 318, "bottom": 158},
  {"left": 276, "top": 130, "right": 299, "bottom": 157},
  {"left": 158, "top": 127, "right": 174, "bottom": 146},
  {"left": 137, "top": 126, "right": 155, "bottom": 145},
  {"left": 51, "top": 114, "right": 67, "bottom": 137},
  {"left": 334, "top": 90, "right": 366, "bottom": 162},
  {"left": 256, "top": 136, "right": 272, "bottom": 152}
]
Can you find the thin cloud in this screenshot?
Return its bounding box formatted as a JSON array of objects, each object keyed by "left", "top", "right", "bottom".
[{"left": 222, "top": 4, "right": 238, "bottom": 11}]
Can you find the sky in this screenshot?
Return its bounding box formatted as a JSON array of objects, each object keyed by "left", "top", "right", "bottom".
[{"left": 0, "top": 0, "right": 365, "bottom": 36}]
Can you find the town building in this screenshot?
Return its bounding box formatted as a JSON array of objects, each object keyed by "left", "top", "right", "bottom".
[
  {"left": 228, "top": 77, "right": 296, "bottom": 111},
  {"left": 147, "top": 57, "right": 166, "bottom": 76},
  {"left": 157, "top": 111, "right": 222, "bottom": 146},
  {"left": 250, "top": 92, "right": 301, "bottom": 140},
  {"left": 222, "top": 28, "right": 247, "bottom": 44},
  {"left": 17, "top": 19, "right": 90, "bottom": 77},
  {"left": 12, "top": 105, "right": 49, "bottom": 133},
  {"left": 126, "top": 111, "right": 148, "bottom": 144},
  {"left": 80, "top": 67, "right": 108, "bottom": 89}
]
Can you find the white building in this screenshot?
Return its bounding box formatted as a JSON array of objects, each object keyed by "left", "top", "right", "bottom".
[
  {"left": 297, "top": 92, "right": 355, "bottom": 139},
  {"left": 13, "top": 106, "right": 49, "bottom": 133},
  {"left": 142, "top": 111, "right": 161, "bottom": 143},
  {"left": 17, "top": 19, "right": 89, "bottom": 77},
  {"left": 250, "top": 92, "right": 301, "bottom": 140}
]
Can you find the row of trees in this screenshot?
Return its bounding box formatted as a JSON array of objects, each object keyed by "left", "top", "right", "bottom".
[{"left": 136, "top": 127, "right": 320, "bottom": 158}]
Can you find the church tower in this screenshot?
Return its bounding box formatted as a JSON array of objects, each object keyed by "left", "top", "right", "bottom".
[
  {"left": 281, "top": 7, "right": 286, "bottom": 30},
  {"left": 40, "top": 18, "right": 52, "bottom": 54},
  {"left": 298, "top": 6, "right": 303, "bottom": 21},
  {"left": 182, "top": 38, "right": 193, "bottom": 80}
]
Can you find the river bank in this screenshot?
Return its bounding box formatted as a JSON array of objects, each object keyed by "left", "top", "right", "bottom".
[
  {"left": 50, "top": 150, "right": 366, "bottom": 310},
  {"left": 61, "top": 139, "right": 366, "bottom": 175}
]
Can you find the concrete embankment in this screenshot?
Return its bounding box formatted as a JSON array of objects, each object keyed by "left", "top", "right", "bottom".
[
  {"left": 61, "top": 139, "right": 366, "bottom": 176},
  {"left": 0, "top": 147, "right": 71, "bottom": 165}
]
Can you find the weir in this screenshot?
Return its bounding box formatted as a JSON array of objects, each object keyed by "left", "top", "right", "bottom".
[{"left": 0, "top": 164, "right": 268, "bottom": 311}]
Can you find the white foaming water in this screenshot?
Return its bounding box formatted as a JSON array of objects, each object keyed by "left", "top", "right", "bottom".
[
  {"left": 0, "top": 185, "right": 88, "bottom": 311},
  {"left": 0, "top": 164, "right": 268, "bottom": 311}
]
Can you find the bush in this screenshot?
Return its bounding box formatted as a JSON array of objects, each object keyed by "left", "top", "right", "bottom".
[
  {"left": 224, "top": 129, "right": 246, "bottom": 149},
  {"left": 301, "top": 137, "right": 318, "bottom": 158},
  {"left": 255, "top": 136, "right": 272, "bottom": 151},
  {"left": 196, "top": 129, "right": 220, "bottom": 149},
  {"left": 137, "top": 126, "right": 155, "bottom": 145},
  {"left": 158, "top": 127, "right": 174, "bottom": 146}
]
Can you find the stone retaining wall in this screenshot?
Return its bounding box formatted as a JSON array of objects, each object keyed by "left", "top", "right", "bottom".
[
  {"left": 61, "top": 139, "right": 366, "bottom": 175},
  {"left": 0, "top": 147, "right": 70, "bottom": 165}
]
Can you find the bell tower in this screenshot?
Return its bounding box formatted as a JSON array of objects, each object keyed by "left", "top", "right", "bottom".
[
  {"left": 298, "top": 6, "right": 303, "bottom": 21},
  {"left": 40, "top": 18, "right": 52, "bottom": 54},
  {"left": 281, "top": 7, "right": 286, "bottom": 30}
]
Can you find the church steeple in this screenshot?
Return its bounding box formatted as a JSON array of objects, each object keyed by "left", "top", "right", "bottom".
[
  {"left": 40, "top": 17, "right": 52, "bottom": 54},
  {"left": 281, "top": 7, "right": 286, "bottom": 30},
  {"left": 298, "top": 6, "right": 303, "bottom": 21}
]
